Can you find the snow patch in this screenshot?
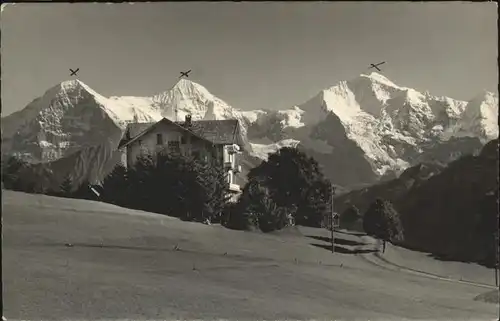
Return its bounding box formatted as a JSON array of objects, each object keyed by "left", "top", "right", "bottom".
[
  {"left": 240, "top": 110, "right": 268, "bottom": 124},
  {"left": 250, "top": 139, "right": 300, "bottom": 160}
]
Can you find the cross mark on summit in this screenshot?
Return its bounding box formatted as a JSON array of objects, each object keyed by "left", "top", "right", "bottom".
[
  {"left": 368, "top": 62, "right": 386, "bottom": 72},
  {"left": 179, "top": 69, "right": 191, "bottom": 78},
  {"left": 69, "top": 68, "right": 79, "bottom": 76}
]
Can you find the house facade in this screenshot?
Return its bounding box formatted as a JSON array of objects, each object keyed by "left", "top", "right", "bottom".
[
  {"left": 117, "top": 115, "right": 245, "bottom": 199},
  {"left": 322, "top": 212, "right": 340, "bottom": 230}
]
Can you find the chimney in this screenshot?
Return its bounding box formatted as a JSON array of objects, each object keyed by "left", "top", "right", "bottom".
[{"left": 185, "top": 114, "right": 192, "bottom": 127}]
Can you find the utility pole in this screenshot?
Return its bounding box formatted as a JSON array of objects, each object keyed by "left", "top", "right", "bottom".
[
  {"left": 331, "top": 183, "right": 335, "bottom": 254},
  {"left": 495, "top": 252, "right": 498, "bottom": 287},
  {"left": 495, "top": 222, "right": 499, "bottom": 287},
  {"left": 495, "top": 196, "right": 499, "bottom": 287}
]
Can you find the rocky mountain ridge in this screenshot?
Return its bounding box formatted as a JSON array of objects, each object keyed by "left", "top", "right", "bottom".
[{"left": 1, "top": 74, "right": 497, "bottom": 189}]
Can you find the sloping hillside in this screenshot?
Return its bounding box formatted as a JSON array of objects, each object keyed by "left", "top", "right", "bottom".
[
  {"left": 398, "top": 138, "right": 498, "bottom": 266},
  {"left": 3, "top": 190, "right": 497, "bottom": 319},
  {"left": 334, "top": 161, "right": 446, "bottom": 215},
  {"left": 336, "top": 139, "right": 499, "bottom": 267}
]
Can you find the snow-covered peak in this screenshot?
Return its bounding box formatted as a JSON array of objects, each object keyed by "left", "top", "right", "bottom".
[
  {"left": 152, "top": 79, "right": 219, "bottom": 120},
  {"left": 448, "top": 91, "right": 499, "bottom": 143},
  {"left": 3, "top": 72, "right": 497, "bottom": 188},
  {"left": 250, "top": 138, "right": 301, "bottom": 160},
  {"left": 59, "top": 79, "right": 88, "bottom": 89},
  {"left": 51, "top": 79, "right": 101, "bottom": 98},
  {"left": 259, "top": 72, "right": 498, "bottom": 180},
  {"left": 469, "top": 90, "right": 498, "bottom": 105},
  {"left": 60, "top": 79, "right": 84, "bottom": 89},
  {"left": 57, "top": 79, "right": 110, "bottom": 106},
  {"left": 240, "top": 109, "right": 268, "bottom": 124},
  {"left": 153, "top": 79, "right": 214, "bottom": 107},
  {"left": 171, "top": 79, "right": 214, "bottom": 98},
  {"left": 6, "top": 79, "right": 108, "bottom": 125},
  {"left": 149, "top": 78, "right": 250, "bottom": 128},
  {"left": 463, "top": 90, "right": 498, "bottom": 118},
  {"left": 403, "top": 88, "right": 426, "bottom": 104},
  {"left": 52, "top": 80, "right": 162, "bottom": 128},
  {"left": 361, "top": 72, "right": 401, "bottom": 89},
  {"left": 1, "top": 78, "right": 163, "bottom": 162}
]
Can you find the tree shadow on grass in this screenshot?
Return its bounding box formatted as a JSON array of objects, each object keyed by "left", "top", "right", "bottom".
[
  {"left": 310, "top": 243, "right": 378, "bottom": 254},
  {"left": 306, "top": 235, "right": 367, "bottom": 247},
  {"left": 335, "top": 229, "right": 367, "bottom": 236},
  {"left": 37, "top": 242, "right": 274, "bottom": 263},
  {"left": 55, "top": 242, "right": 172, "bottom": 252},
  {"left": 427, "top": 252, "right": 496, "bottom": 269},
  {"left": 396, "top": 242, "right": 496, "bottom": 269}
]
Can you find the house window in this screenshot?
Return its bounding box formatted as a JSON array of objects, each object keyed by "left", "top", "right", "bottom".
[
  {"left": 138, "top": 140, "right": 145, "bottom": 156},
  {"left": 180, "top": 136, "right": 187, "bottom": 144},
  {"left": 167, "top": 141, "right": 180, "bottom": 154},
  {"left": 156, "top": 133, "right": 163, "bottom": 145},
  {"left": 223, "top": 147, "right": 230, "bottom": 163}
]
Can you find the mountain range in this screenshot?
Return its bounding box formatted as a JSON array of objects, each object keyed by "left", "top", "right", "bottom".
[{"left": 1, "top": 73, "right": 498, "bottom": 190}]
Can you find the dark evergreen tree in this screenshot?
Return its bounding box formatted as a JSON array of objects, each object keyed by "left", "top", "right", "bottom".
[
  {"left": 195, "top": 159, "right": 231, "bottom": 223},
  {"left": 1, "top": 155, "right": 30, "bottom": 191},
  {"left": 129, "top": 154, "right": 157, "bottom": 210},
  {"left": 59, "top": 175, "right": 74, "bottom": 197},
  {"left": 472, "top": 191, "right": 498, "bottom": 267},
  {"left": 72, "top": 180, "right": 95, "bottom": 200},
  {"left": 101, "top": 150, "right": 229, "bottom": 224},
  {"left": 30, "top": 166, "right": 54, "bottom": 195},
  {"left": 101, "top": 163, "right": 129, "bottom": 206}
]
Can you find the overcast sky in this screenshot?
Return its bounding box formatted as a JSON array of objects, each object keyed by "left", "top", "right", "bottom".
[{"left": 1, "top": 2, "right": 497, "bottom": 116}]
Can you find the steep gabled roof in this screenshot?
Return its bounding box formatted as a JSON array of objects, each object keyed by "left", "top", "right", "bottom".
[
  {"left": 128, "top": 122, "right": 157, "bottom": 138},
  {"left": 117, "top": 118, "right": 212, "bottom": 150},
  {"left": 117, "top": 122, "right": 156, "bottom": 149},
  {"left": 118, "top": 118, "right": 246, "bottom": 151},
  {"left": 180, "top": 119, "right": 245, "bottom": 149}
]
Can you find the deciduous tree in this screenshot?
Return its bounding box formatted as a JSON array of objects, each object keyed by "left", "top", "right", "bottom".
[
  {"left": 247, "top": 147, "right": 331, "bottom": 228},
  {"left": 363, "top": 198, "right": 404, "bottom": 253}
]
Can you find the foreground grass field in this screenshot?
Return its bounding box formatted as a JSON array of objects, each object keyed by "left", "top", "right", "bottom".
[{"left": 2, "top": 190, "right": 498, "bottom": 320}]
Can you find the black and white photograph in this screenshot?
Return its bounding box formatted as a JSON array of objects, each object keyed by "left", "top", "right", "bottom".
[{"left": 1, "top": 2, "right": 499, "bottom": 320}]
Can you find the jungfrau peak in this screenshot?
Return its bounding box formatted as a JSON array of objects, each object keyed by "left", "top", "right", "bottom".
[
  {"left": 2, "top": 73, "right": 497, "bottom": 190},
  {"left": 246, "top": 72, "right": 498, "bottom": 187}
]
